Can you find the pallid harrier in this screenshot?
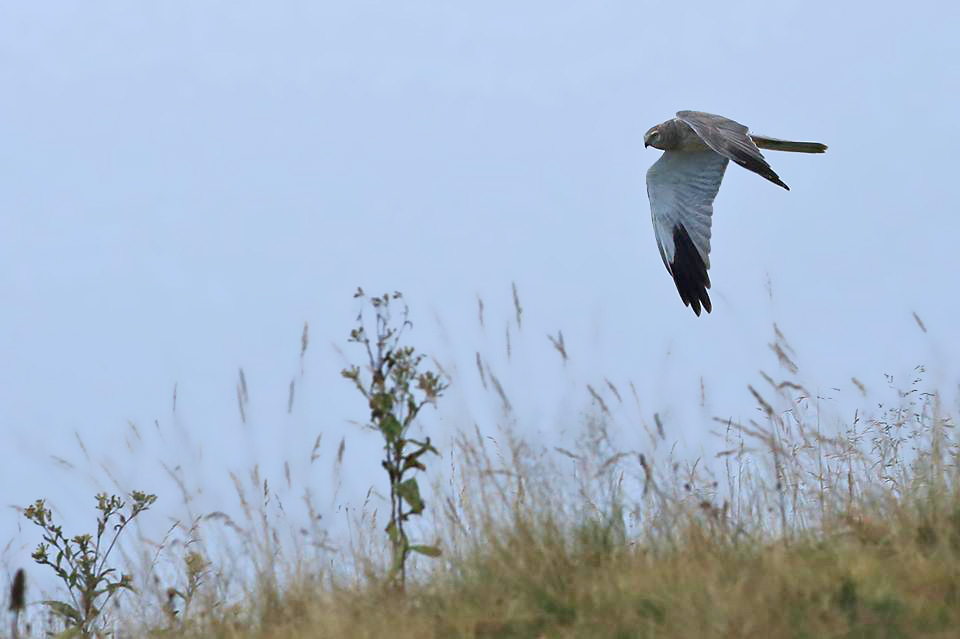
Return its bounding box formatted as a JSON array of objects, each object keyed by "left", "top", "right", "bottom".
[{"left": 644, "top": 111, "right": 826, "bottom": 315}]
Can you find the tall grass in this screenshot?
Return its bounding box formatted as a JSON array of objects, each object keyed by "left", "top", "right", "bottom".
[{"left": 6, "top": 293, "right": 959, "bottom": 639}]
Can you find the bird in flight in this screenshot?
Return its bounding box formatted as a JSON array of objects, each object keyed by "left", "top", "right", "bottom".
[{"left": 644, "top": 111, "right": 826, "bottom": 316}]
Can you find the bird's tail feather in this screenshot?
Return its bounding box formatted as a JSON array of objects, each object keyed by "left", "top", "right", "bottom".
[{"left": 750, "top": 135, "right": 827, "bottom": 153}]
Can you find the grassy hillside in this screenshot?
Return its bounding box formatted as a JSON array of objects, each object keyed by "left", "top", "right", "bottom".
[{"left": 5, "top": 298, "right": 958, "bottom": 639}]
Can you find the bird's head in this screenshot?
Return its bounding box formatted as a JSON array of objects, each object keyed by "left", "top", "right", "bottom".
[{"left": 644, "top": 125, "right": 665, "bottom": 150}]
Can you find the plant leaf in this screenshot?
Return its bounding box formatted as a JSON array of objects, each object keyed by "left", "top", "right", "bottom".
[
  {"left": 397, "top": 478, "right": 424, "bottom": 514},
  {"left": 42, "top": 600, "right": 82, "bottom": 624},
  {"left": 406, "top": 438, "right": 439, "bottom": 456},
  {"left": 409, "top": 544, "right": 442, "bottom": 558},
  {"left": 401, "top": 457, "right": 427, "bottom": 472},
  {"left": 380, "top": 415, "right": 402, "bottom": 442},
  {"left": 385, "top": 520, "right": 402, "bottom": 546}
]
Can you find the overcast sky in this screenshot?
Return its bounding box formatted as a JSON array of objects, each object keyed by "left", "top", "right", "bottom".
[{"left": 2, "top": 1, "right": 959, "bottom": 595}]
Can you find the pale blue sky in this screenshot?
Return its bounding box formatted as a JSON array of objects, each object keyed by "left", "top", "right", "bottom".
[{"left": 2, "top": 1, "right": 959, "bottom": 596}]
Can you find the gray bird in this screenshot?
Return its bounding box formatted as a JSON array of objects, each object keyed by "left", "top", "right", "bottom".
[{"left": 644, "top": 111, "right": 826, "bottom": 316}]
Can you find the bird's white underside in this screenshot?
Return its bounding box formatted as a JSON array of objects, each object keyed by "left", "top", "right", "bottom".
[{"left": 645, "top": 150, "right": 728, "bottom": 271}]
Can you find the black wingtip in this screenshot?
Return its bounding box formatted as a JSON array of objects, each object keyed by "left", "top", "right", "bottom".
[
  {"left": 729, "top": 154, "right": 790, "bottom": 190},
  {"left": 751, "top": 162, "right": 790, "bottom": 191},
  {"left": 669, "top": 225, "right": 712, "bottom": 316}
]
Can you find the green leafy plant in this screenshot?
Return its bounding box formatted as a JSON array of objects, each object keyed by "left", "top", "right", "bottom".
[
  {"left": 23, "top": 491, "right": 157, "bottom": 637},
  {"left": 341, "top": 289, "right": 448, "bottom": 588}
]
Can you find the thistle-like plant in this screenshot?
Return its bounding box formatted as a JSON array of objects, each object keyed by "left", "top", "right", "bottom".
[
  {"left": 9, "top": 568, "right": 25, "bottom": 639},
  {"left": 341, "top": 289, "right": 448, "bottom": 588},
  {"left": 23, "top": 491, "right": 156, "bottom": 637}
]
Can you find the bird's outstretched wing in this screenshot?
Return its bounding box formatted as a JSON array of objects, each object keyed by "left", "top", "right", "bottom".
[
  {"left": 677, "top": 111, "right": 789, "bottom": 190},
  {"left": 646, "top": 150, "right": 729, "bottom": 316}
]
